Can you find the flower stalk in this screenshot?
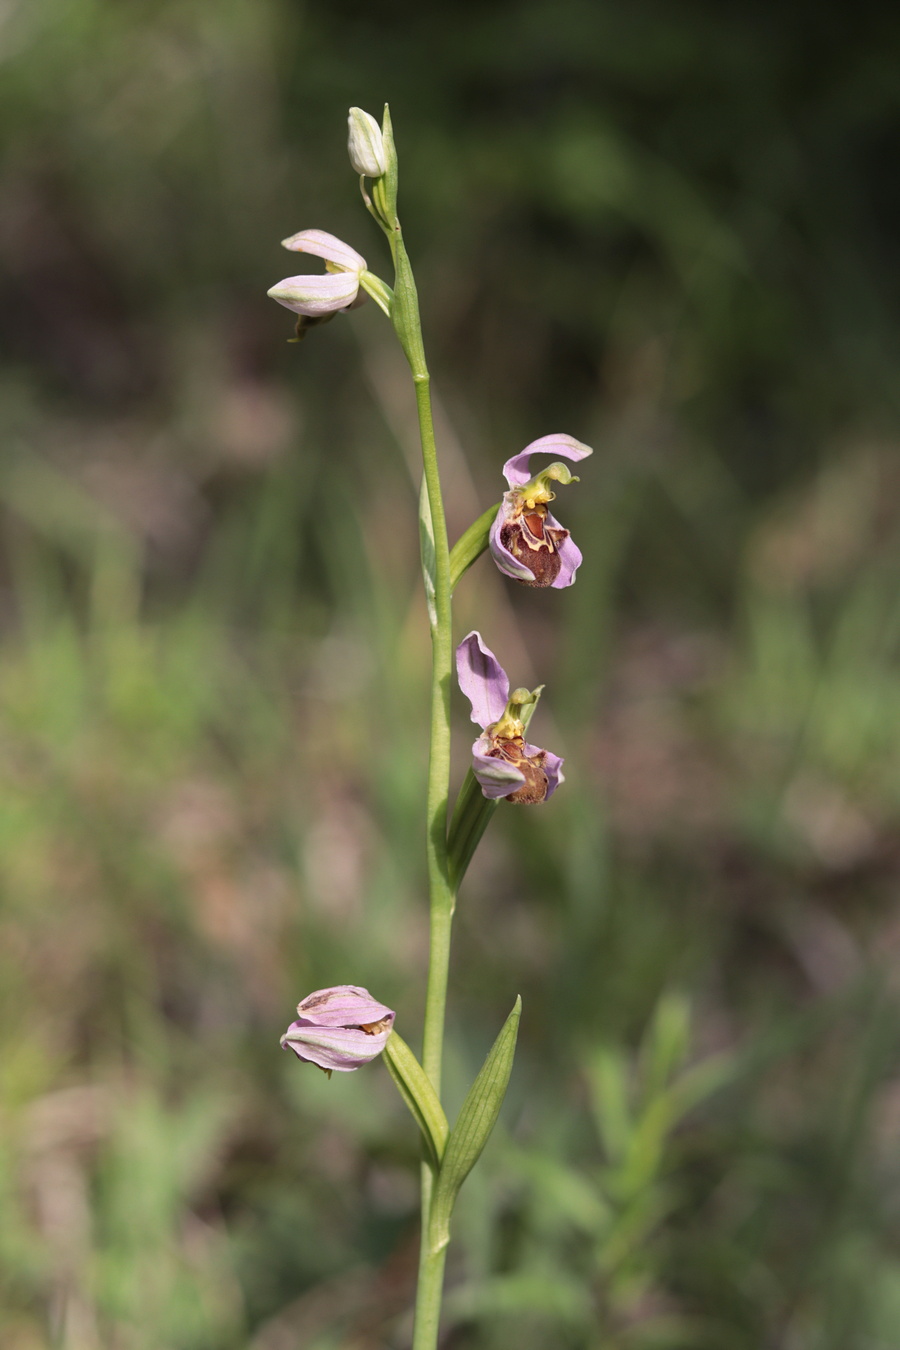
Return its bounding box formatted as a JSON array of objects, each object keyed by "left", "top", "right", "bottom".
[
  {"left": 390, "top": 210, "right": 459, "bottom": 1350},
  {"left": 268, "top": 103, "right": 591, "bottom": 1350}
]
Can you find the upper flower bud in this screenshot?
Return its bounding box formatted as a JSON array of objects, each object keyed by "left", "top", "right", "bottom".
[
  {"left": 348, "top": 107, "right": 387, "bottom": 178},
  {"left": 281, "top": 985, "right": 395, "bottom": 1074},
  {"left": 489, "top": 434, "right": 592, "bottom": 588}
]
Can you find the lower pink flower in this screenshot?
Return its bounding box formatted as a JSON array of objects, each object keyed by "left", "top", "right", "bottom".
[{"left": 281, "top": 985, "right": 395, "bottom": 1073}]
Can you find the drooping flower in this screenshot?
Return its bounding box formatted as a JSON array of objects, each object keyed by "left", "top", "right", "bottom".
[
  {"left": 281, "top": 985, "right": 395, "bottom": 1074},
  {"left": 456, "top": 631, "right": 564, "bottom": 805},
  {"left": 267, "top": 230, "right": 369, "bottom": 337},
  {"left": 348, "top": 107, "right": 387, "bottom": 178},
  {"left": 489, "top": 434, "right": 593, "bottom": 588}
]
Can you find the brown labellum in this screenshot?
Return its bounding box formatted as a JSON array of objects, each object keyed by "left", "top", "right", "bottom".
[
  {"left": 499, "top": 504, "right": 569, "bottom": 588},
  {"left": 487, "top": 734, "right": 549, "bottom": 805}
]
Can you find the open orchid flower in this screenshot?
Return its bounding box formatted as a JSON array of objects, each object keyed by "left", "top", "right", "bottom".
[
  {"left": 268, "top": 230, "right": 373, "bottom": 338},
  {"left": 489, "top": 433, "right": 593, "bottom": 588},
  {"left": 281, "top": 985, "right": 395, "bottom": 1074},
  {"left": 456, "top": 631, "right": 564, "bottom": 804}
]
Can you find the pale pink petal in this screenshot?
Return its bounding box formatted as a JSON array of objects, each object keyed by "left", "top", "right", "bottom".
[
  {"left": 281, "top": 1020, "right": 393, "bottom": 1071},
  {"left": 456, "top": 632, "right": 510, "bottom": 729},
  {"left": 295, "top": 985, "right": 393, "bottom": 1027},
  {"left": 550, "top": 514, "right": 583, "bottom": 588},
  {"left": 267, "top": 271, "right": 361, "bottom": 316},
  {"left": 280, "top": 229, "right": 367, "bottom": 272},
  {"left": 502, "top": 433, "right": 593, "bottom": 488}
]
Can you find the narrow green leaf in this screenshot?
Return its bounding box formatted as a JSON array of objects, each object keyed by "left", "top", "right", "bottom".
[
  {"left": 445, "top": 1270, "right": 593, "bottom": 1326},
  {"left": 640, "top": 992, "right": 691, "bottom": 1101},
  {"left": 449, "top": 503, "right": 500, "bottom": 592},
  {"left": 504, "top": 1145, "right": 612, "bottom": 1235},
  {"left": 587, "top": 1046, "right": 632, "bottom": 1165},
  {"left": 447, "top": 768, "right": 498, "bottom": 891},
  {"left": 428, "top": 997, "right": 522, "bottom": 1253},
  {"left": 382, "top": 1031, "right": 449, "bottom": 1171},
  {"left": 418, "top": 475, "right": 437, "bottom": 628}
]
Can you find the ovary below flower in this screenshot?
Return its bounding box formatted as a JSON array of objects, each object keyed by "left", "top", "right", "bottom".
[
  {"left": 281, "top": 985, "right": 395, "bottom": 1074},
  {"left": 456, "top": 631, "right": 564, "bottom": 805},
  {"left": 489, "top": 433, "right": 593, "bottom": 588}
]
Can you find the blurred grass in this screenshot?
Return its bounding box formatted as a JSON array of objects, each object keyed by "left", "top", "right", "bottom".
[{"left": 3, "top": 0, "right": 900, "bottom": 1346}]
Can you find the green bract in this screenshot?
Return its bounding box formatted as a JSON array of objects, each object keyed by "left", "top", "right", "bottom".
[{"left": 428, "top": 997, "right": 522, "bottom": 1253}]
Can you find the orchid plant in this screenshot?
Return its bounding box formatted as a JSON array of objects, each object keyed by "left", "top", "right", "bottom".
[{"left": 270, "top": 106, "right": 592, "bottom": 1349}]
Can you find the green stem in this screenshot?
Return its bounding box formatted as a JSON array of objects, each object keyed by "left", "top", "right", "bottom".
[
  {"left": 413, "top": 1166, "right": 448, "bottom": 1349},
  {"left": 407, "top": 311, "right": 455, "bottom": 1099},
  {"left": 391, "top": 228, "right": 456, "bottom": 1350}
]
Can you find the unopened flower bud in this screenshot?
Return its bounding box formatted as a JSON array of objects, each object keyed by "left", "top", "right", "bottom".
[{"left": 348, "top": 107, "right": 387, "bottom": 178}]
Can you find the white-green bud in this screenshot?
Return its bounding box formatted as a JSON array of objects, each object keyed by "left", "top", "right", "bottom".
[{"left": 348, "top": 107, "right": 387, "bottom": 178}]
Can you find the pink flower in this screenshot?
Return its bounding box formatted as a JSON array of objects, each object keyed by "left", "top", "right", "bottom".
[
  {"left": 267, "top": 229, "right": 369, "bottom": 319},
  {"left": 489, "top": 434, "right": 592, "bottom": 588},
  {"left": 281, "top": 985, "right": 395, "bottom": 1073},
  {"left": 456, "top": 631, "right": 564, "bottom": 804}
]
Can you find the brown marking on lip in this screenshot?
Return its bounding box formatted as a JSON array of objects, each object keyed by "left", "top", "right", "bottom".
[
  {"left": 487, "top": 736, "right": 549, "bottom": 803},
  {"left": 500, "top": 522, "right": 563, "bottom": 586},
  {"left": 524, "top": 512, "right": 545, "bottom": 539}
]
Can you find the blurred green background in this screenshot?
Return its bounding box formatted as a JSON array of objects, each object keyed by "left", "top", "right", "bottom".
[{"left": 3, "top": 1, "right": 900, "bottom": 1346}]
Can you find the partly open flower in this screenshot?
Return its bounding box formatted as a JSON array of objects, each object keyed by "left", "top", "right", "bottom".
[
  {"left": 456, "top": 631, "right": 564, "bottom": 804},
  {"left": 281, "top": 985, "right": 395, "bottom": 1074},
  {"left": 489, "top": 433, "right": 593, "bottom": 588},
  {"left": 268, "top": 230, "right": 369, "bottom": 337}
]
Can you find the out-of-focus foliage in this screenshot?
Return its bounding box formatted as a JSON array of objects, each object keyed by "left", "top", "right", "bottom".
[{"left": 3, "top": 0, "right": 900, "bottom": 1346}]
